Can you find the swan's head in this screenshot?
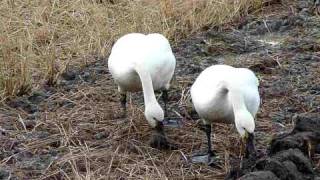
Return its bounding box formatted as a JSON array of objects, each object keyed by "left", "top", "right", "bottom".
[
  {"left": 235, "top": 110, "right": 256, "bottom": 157},
  {"left": 144, "top": 103, "right": 164, "bottom": 128},
  {"left": 235, "top": 110, "right": 255, "bottom": 138}
]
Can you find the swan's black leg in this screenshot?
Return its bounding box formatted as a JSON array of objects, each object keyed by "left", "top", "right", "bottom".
[
  {"left": 192, "top": 123, "right": 217, "bottom": 166},
  {"left": 203, "top": 124, "right": 214, "bottom": 156},
  {"left": 161, "top": 90, "right": 179, "bottom": 127},
  {"left": 161, "top": 89, "right": 168, "bottom": 118},
  {"left": 120, "top": 93, "right": 126, "bottom": 118},
  {"left": 203, "top": 124, "right": 216, "bottom": 165}
]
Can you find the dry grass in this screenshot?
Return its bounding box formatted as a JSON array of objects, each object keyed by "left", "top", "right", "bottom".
[
  {"left": 0, "top": 0, "right": 269, "bottom": 179},
  {"left": 1, "top": 1, "right": 319, "bottom": 179},
  {"left": 0, "top": 54, "right": 281, "bottom": 179},
  {"left": 0, "top": 0, "right": 263, "bottom": 100},
  {"left": 1, "top": 74, "right": 270, "bottom": 179}
]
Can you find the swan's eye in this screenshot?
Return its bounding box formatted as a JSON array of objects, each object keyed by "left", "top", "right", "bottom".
[{"left": 152, "top": 117, "right": 159, "bottom": 121}]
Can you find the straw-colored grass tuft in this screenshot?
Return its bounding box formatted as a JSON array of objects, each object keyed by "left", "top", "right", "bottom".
[{"left": 0, "top": 0, "right": 263, "bottom": 100}]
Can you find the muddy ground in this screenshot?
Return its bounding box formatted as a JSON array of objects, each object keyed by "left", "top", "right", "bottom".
[{"left": 1, "top": 0, "right": 320, "bottom": 179}]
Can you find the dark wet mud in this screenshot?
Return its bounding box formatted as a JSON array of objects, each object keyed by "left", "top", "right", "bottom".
[
  {"left": 226, "top": 113, "right": 320, "bottom": 180},
  {"left": 1, "top": 0, "right": 319, "bottom": 179}
]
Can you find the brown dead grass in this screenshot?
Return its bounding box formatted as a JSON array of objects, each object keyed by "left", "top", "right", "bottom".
[
  {"left": 0, "top": 55, "right": 283, "bottom": 179},
  {"left": 0, "top": 0, "right": 272, "bottom": 179},
  {"left": 1, "top": 1, "right": 320, "bottom": 179},
  {"left": 0, "top": 74, "right": 262, "bottom": 179},
  {"left": 0, "top": 0, "right": 263, "bottom": 100}
]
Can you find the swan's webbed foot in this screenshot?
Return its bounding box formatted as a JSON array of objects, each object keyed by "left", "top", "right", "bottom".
[
  {"left": 163, "top": 118, "right": 181, "bottom": 128},
  {"left": 149, "top": 121, "right": 177, "bottom": 150},
  {"left": 191, "top": 150, "right": 219, "bottom": 166}
]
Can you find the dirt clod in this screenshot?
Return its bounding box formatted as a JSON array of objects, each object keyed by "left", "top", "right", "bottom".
[
  {"left": 149, "top": 130, "right": 177, "bottom": 150},
  {"left": 7, "top": 98, "right": 38, "bottom": 114},
  {"left": 239, "top": 171, "right": 280, "bottom": 180},
  {"left": 270, "top": 113, "right": 320, "bottom": 156},
  {"left": 227, "top": 113, "right": 319, "bottom": 180},
  {"left": 61, "top": 71, "right": 76, "bottom": 81}
]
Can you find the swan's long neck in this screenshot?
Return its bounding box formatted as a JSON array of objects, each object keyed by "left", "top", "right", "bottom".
[
  {"left": 226, "top": 84, "right": 254, "bottom": 134},
  {"left": 228, "top": 87, "right": 247, "bottom": 114},
  {"left": 134, "top": 65, "right": 157, "bottom": 106}
]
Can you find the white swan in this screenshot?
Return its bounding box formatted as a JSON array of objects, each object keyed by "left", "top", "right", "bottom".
[
  {"left": 190, "top": 64, "right": 260, "bottom": 163},
  {"left": 108, "top": 33, "right": 176, "bottom": 149}
]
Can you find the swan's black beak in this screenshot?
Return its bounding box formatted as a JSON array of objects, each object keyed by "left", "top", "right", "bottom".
[{"left": 242, "top": 132, "right": 256, "bottom": 158}]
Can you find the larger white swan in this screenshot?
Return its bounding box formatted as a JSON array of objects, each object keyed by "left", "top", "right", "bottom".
[
  {"left": 190, "top": 64, "right": 260, "bottom": 164},
  {"left": 108, "top": 33, "right": 176, "bottom": 149}
]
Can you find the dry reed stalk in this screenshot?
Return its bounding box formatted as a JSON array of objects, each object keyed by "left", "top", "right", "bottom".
[{"left": 0, "top": 0, "right": 263, "bottom": 100}]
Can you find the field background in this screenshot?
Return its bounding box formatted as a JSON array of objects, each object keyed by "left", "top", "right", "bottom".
[
  {"left": 0, "top": 0, "right": 261, "bottom": 99},
  {"left": 1, "top": 0, "right": 319, "bottom": 179}
]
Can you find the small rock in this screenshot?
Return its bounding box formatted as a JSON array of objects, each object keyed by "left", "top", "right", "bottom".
[
  {"left": 7, "top": 99, "right": 38, "bottom": 114},
  {"left": 61, "top": 70, "right": 76, "bottom": 81},
  {"left": 94, "top": 67, "right": 107, "bottom": 74},
  {"left": 0, "top": 169, "right": 10, "bottom": 180},
  {"left": 95, "top": 132, "right": 108, "bottom": 140},
  {"left": 16, "top": 154, "right": 55, "bottom": 170},
  {"left": 28, "top": 91, "right": 48, "bottom": 104},
  {"left": 59, "top": 100, "right": 75, "bottom": 108},
  {"left": 82, "top": 72, "right": 90, "bottom": 80}
]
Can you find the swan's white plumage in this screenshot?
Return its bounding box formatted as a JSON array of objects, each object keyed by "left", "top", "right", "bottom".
[
  {"left": 108, "top": 33, "right": 175, "bottom": 92},
  {"left": 190, "top": 65, "right": 260, "bottom": 137},
  {"left": 108, "top": 33, "right": 176, "bottom": 127}
]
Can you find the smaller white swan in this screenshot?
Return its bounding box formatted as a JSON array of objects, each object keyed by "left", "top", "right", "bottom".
[
  {"left": 108, "top": 33, "right": 176, "bottom": 149},
  {"left": 190, "top": 64, "right": 260, "bottom": 164}
]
